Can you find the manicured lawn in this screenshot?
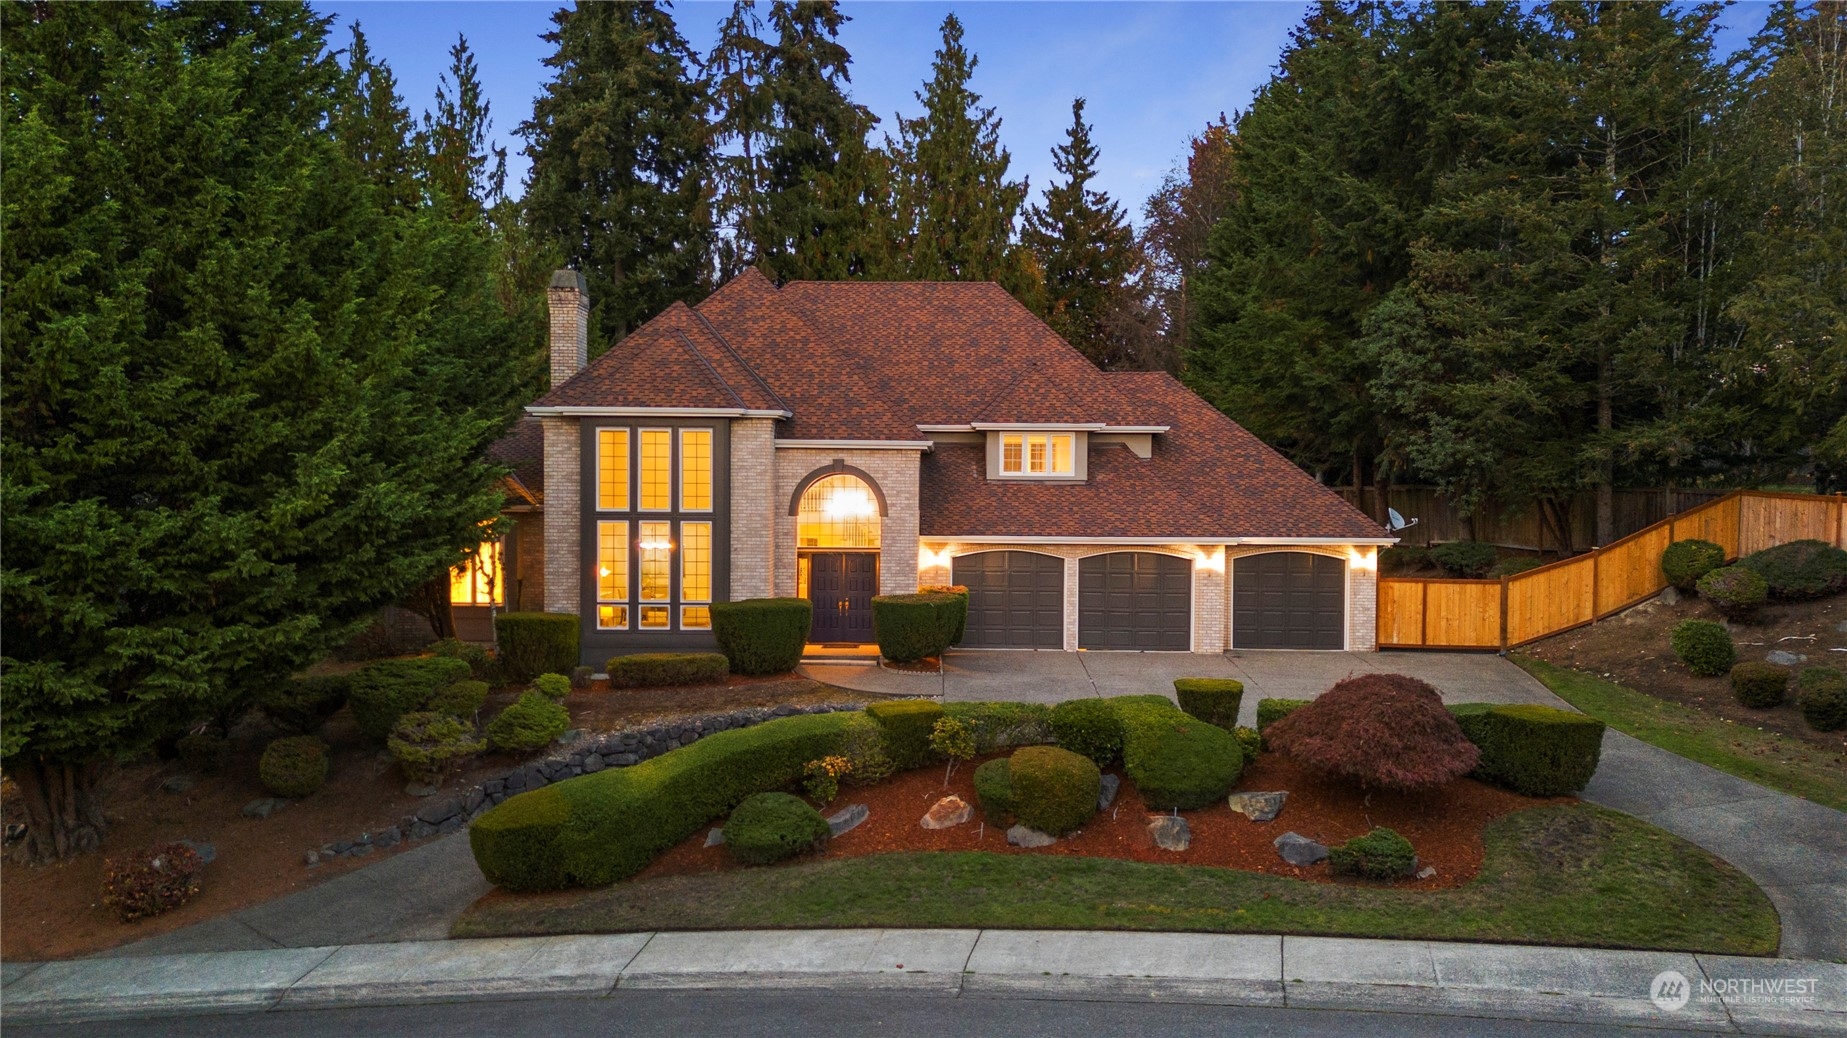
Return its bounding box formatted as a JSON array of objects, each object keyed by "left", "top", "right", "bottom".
[
  {"left": 454, "top": 803, "right": 1777, "bottom": 955},
  {"left": 1515, "top": 656, "right": 1847, "bottom": 813}
]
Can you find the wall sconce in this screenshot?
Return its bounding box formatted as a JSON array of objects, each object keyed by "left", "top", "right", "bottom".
[
  {"left": 1348, "top": 547, "right": 1377, "bottom": 571},
  {"left": 1194, "top": 547, "right": 1225, "bottom": 572},
  {"left": 918, "top": 545, "right": 954, "bottom": 570}
]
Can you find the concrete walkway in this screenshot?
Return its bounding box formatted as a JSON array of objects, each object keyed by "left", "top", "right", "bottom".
[{"left": 5, "top": 930, "right": 1842, "bottom": 1033}]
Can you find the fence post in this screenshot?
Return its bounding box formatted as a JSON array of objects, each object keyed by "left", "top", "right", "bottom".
[{"left": 1499, "top": 576, "right": 1509, "bottom": 651}]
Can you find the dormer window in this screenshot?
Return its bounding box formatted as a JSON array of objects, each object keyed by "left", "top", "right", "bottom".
[{"left": 1000, "top": 432, "right": 1075, "bottom": 477}]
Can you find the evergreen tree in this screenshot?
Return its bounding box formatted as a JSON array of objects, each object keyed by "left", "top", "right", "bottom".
[
  {"left": 1022, "top": 98, "right": 1141, "bottom": 368},
  {"left": 1, "top": 1, "right": 521, "bottom": 861},
  {"left": 706, "top": 0, "right": 774, "bottom": 279},
  {"left": 521, "top": 1, "right": 713, "bottom": 347},
  {"left": 330, "top": 23, "right": 422, "bottom": 209},
  {"left": 1142, "top": 114, "right": 1238, "bottom": 363},
  {"left": 422, "top": 34, "right": 508, "bottom": 210}
]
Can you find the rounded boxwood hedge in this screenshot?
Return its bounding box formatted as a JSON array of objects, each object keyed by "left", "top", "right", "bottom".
[
  {"left": 1174, "top": 678, "right": 1244, "bottom": 731},
  {"left": 1049, "top": 698, "right": 1125, "bottom": 766},
  {"left": 972, "top": 757, "right": 1015, "bottom": 825},
  {"left": 1739, "top": 539, "right": 1847, "bottom": 601},
  {"left": 349, "top": 656, "right": 472, "bottom": 740},
  {"left": 1661, "top": 538, "right": 1726, "bottom": 593},
  {"left": 1328, "top": 827, "right": 1417, "bottom": 880},
  {"left": 1729, "top": 662, "right": 1790, "bottom": 709},
  {"left": 1007, "top": 745, "right": 1100, "bottom": 836},
  {"left": 1111, "top": 695, "right": 1245, "bottom": 810},
  {"left": 722, "top": 792, "right": 831, "bottom": 866},
  {"left": 493, "top": 612, "right": 580, "bottom": 683},
  {"left": 711, "top": 598, "right": 811, "bottom": 675},
  {"left": 1670, "top": 619, "right": 1736, "bottom": 677},
  {"left": 1450, "top": 703, "right": 1604, "bottom": 796},
  {"left": 259, "top": 736, "right": 329, "bottom": 798},
  {"left": 1797, "top": 668, "right": 1847, "bottom": 732},
  {"left": 1696, "top": 565, "right": 1768, "bottom": 623},
  {"left": 606, "top": 652, "right": 729, "bottom": 689},
  {"left": 864, "top": 699, "right": 944, "bottom": 770},
  {"left": 918, "top": 584, "right": 969, "bottom": 644},
  {"left": 485, "top": 690, "right": 570, "bottom": 752},
  {"left": 871, "top": 591, "right": 965, "bottom": 663}
]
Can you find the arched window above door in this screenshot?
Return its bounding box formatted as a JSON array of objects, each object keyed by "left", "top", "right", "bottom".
[{"left": 797, "top": 474, "right": 882, "bottom": 549}]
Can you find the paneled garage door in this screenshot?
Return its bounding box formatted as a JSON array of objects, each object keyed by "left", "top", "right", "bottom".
[
  {"left": 952, "top": 551, "right": 1064, "bottom": 648},
  {"left": 1078, "top": 552, "right": 1192, "bottom": 651},
  {"left": 1233, "top": 552, "right": 1345, "bottom": 649}
]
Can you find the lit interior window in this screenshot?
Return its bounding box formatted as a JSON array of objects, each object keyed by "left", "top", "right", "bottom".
[
  {"left": 999, "top": 432, "right": 1075, "bottom": 477},
  {"left": 449, "top": 539, "right": 504, "bottom": 606},
  {"left": 639, "top": 521, "right": 672, "bottom": 618},
  {"left": 597, "top": 520, "right": 628, "bottom": 608},
  {"left": 680, "top": 429, "right": 712, "bottom": 511},
  {"left": 639, "top": 605, "right": 670, "bottom": 629},
  {"left": 597, "top": 429, "right": 629, "bottom": 510},
  {"left": 796, "top": 474, "right": 881, "bottom": 548},
  {"left": 682, "top": 606, "right": 711, "bottom": 629},
  {"left": 598, "top": 605, "right": 628, "bottom": 629},
  {"left": 682, "top": 521, "right": 711, "bottom": 606},
  {"left": 639, "top": 429, "right": 671, "bottom": 510},
  {"left": 1002, "top": 434, "right": 1023, "bottom": 472}
]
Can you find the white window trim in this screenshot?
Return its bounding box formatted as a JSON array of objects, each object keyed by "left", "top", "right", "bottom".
[
  {"left": 596, "top": 520, "right": 629, "bottom": 630},
  {"left": 637, "top": 427, "right": 673, "bottom": 513},
  {"left": 999, "top": 431, "right": 1076, "bottom": 477},
  {"left": 595, "top": 427, "right": 630, "bottom": 513},
  {"left": 678, "top": 428, "right": 715, "bottom": 514}
]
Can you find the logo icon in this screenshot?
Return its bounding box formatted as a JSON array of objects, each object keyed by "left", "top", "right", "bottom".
[{"left": 1651, "top": 970, "right": 1691, "bottom": 1011}]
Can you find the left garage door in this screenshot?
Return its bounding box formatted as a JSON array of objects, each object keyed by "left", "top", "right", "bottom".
[
  {"left": 953, "top": 551, "right": 1065, "bottom": 648},
  {"left": 1078, "top": 552, "right": 1192, "bottom": 651}
]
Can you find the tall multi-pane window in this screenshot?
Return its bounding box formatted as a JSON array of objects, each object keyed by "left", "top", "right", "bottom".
[
  {"left": 680, "top": 429, "right": 712, "bottom": 511},
  {"left": 596, "top": 521, "right": 629, "bottom": 629},
  {"left": 639, "top": 430, "right": 671, "bottom": 511},
  {"left": 597, "top": 429, "right": 629, "bottom": 510},
  {"left": 681, "top": 521, "right": 712, "bottom": 629},
  {"left": 638, "top": 520, "right": 672, "bottom": 628},
  {"left": 449, "top": 540, "right": 504, "bottom": 606}
]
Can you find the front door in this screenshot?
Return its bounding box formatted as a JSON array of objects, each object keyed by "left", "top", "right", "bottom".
[{"left": 808, "top": 552, "right": 877, "bottom": 643}]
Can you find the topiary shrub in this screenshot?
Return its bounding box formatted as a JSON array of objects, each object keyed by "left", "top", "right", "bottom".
[
  {"left": 486, "top": 690, "right": 571, "bottom": 752},
  {"left": 1488, "top": 556, "right": 1546, "bottom": 579},
  {"left": 864, "top": 699, "right": 944, "bottom": 770},
  {"left": 494, "top": 612, "right": 580, "bottom": 682},
  {"left": 1696, "top": 565, "right": 1768, "bottom": 623},
  {"left": 259, "top": 674, "right": 351, "bottom": 735},
  {"left": 1740, "top": 539, "right": 1847, "bottom": 600},
  {"left": 101, "top": 842, "right": 205, "bottom": 922},
  {"left": 871, "top": 592, "right": 964, "bottom": 663},
  {"left": 1328, "top": 827, "right": 1417, "bottom": 880},
  {"left": 1797, "top": 668, "right": 1847, "bottom": 732},
  {"left": 466, "top": 785, "right": 573, "bottom": 891},
  {"left": 1450, "top": 703, "right": 1604, "bottom": 796},
  {"left": 722, "top": 791, "right": 831, "bottom": 866},
  {"left": 1661, "top": 538, "right": 1726, "bottom": 593},
  {"left": 1007, "top": 745, "right": 1100, "bottom": 836},
  {"left": 606, "top": 652, "right": 729, "bottom": 689},
  {"left": 1265, "top": 675, "right": 1479, "bottom": 792},
  {"left": 1233, "top": 726, "right": 1263, "bottom": 761},
  {"left": 1429, "top": 540, "right": 1497, "bottom": 578},
  {"left": 349, "top": 656, "right": 472, "bottom": 740},
  {"left": 532, "top": 673, "right": 571, "bottom": 701},
  {"left": 1729, "top": 662, "right": 1790, "bottom": 709},
  {"left": 942, "top": 701, "right": 1053, "bottom": 753},
  {"left": 1378, "top": 545, "right": 1429, "bottom": 576},
  {"left": 176, "top": 731, "right": 230, "bottom": 774},
  {"left": 972, "top": 757, "right": 1015, "bottom": 825},
  {"left": 425, "top": 679, "right": 489, "bottom": 719},
  {"left": 918, "top": 584, "right": 970, "bottom": 645},
  {"left": 1670, "top": 619, "right": 1736, "bottom": 677},
  {"left": 388, "top": 710, "right": 484, "bottom": 785},
  {"left": 258, "top": 736, "right": 329, "bottom": 798},
  {"left": 1111, "top": 695, "right": 1245, "bottom": 810},
  {"left": 711, "top": 598, "right": 811, "bottom": 675},
  {"left": 1049, "top": 698, "right": 1125, "bottom": 766},
  {"left": 1174, "top": 678, "right": 1244, "bottom": 730},
  {"left": 1256, "top": 697, "right": 1310, "bottom": 733}
]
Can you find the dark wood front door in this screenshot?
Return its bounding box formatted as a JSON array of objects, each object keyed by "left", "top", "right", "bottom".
[{"left": 808, "top": 552, "right": 878, "bottom": 643}]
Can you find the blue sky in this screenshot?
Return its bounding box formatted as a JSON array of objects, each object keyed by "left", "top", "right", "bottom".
[{"left": 311, "top": 1, "right": 1770, "bottom": 225}]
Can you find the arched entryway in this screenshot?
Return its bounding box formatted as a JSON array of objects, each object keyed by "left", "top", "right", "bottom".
[{"left": 794, "top": 471, "right": 882, "bottom": 643}]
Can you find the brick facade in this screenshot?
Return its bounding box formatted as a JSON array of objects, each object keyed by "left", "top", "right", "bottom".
[
  {"left": 546, "top": 271, "right": 588, "bottom": 390},
  {"left": 728, "top": 418, "right": 777, "bottom": 600},
  {"left": 774, "top": 448, "right": 923, "bottom": 598},
  {"left": 540, "top": 416, "right": 580, "bottom": 614}
]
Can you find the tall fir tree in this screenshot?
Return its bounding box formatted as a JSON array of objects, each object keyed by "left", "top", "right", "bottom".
[
  {"left": 1142, "top": 114, "right": 1238, "bottom": 364},
  {"left": 329, "top": 23, "right": 422, "bottom": 209},
  {"left": 1022, "top": 98, "right": 1141, "bottom": 368},
  {"left": 521, "top": 1, "right": 713, "bottom": 348},
  {"left": 422, "top": 34, "right": 508, "bottom": 210},
  {"left": 706, "top": 0, "right": 774, "bottom": 279}
]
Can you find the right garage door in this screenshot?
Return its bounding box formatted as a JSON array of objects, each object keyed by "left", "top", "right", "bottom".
[{"left": 1233, "top": 552, "right": 1345, "bottom": 649}]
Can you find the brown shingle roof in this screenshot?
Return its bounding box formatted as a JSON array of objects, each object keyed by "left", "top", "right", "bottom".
[
  {"left": 486, "top": 417, "right": 543, "bottom": 506},
  {"left": 532, "top": 302, "right": 786, "bottom": 411}
]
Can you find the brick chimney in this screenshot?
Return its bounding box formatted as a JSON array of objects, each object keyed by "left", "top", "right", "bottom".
[{"left": 547, "top": 269, "right": 589, "bottom": 388}]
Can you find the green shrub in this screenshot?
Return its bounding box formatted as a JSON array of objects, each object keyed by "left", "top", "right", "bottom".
[
  {"left": 493, "top": 612, "right": 580, "bottom": 682},
  {"left": 388, "top": 710, "right": 484, "bottom": 785},
  {"left": 918, "top": 584, "right": 970, "bottom": 644},
  {"left": 711, "top": 598, "right": 811, "bottom": 675},
  {"left": 1489, "top": 556, "right": 1546, "bottom": 579},
  {"left": 802, "top": 755, "right": 850, "bottom": 805},
  {"left": 1797, "top": 668, "right": 1847, "bottom": 732},
  {"left": 425, "top": 679, "right": 489, "bottom": 719},
  {"left": 1256, "top": 698, "right": 1311, "bottom": 738},
  {"left": 1328, "top": 827, "right": 1417, "bottom": 880},
  {"left": 871, "top": 592, "right": 963, "bottom": 663},
  {"left": 930, "top": 716, "right": 976, "bottom": 764},
  {"left": 1661, "top": 539, "right": 1726, "bottom": 593},
  {"left": 972, "top": 757, "right": 1015, "bottom": 825},
  {"left": 485, "top": 690, "right": 571, "bottom": 752},
  {"left": 864, "top": 699, "right": 944, "bottom": 769},
  {"left": 1378, "top": 545, "right": 1429, "bottom": 575},
  {"left": 1008, "top": 745, "right": 1100, "bottom": 836},
  {"left": 606, "top": 652, "right": 729, "bottom": 689},
  {"left": 722, "top": 792, "right": 831, "bottom": 866},
  {"left": 942, "top": 701, "right": 1053, "bottom": 753},
  {"left": 1174, "top": 678, "right": 1244, "bottom": 730},
  {"left": 1049, "top": 698, "right": 1125, "bottom": 766},
  {"left": 1451, "top": 704, "right": 1605, "bottom": 796},
  {"left": 176, "top": 731, "right": 230, "bottom": 774},
  {"left": 1729, "top": 662, "right": 1789, "bottom": 709},
  {"left": 349, "top": 657, "right": 472, "bottom": 739},
  {"left": 1670, "top": 619, "right": 1736, "bottom": 677},
  {"left": 469, "top": 710, "right": 856, "bottom": 890},
  {"left": 1740, "top": 539, "right": 1847, "bottom": 600},
  {"left": 259, "top": 675, "right": 351, "bottom": 734},
  {"left": 1696, "top": 565, "right": 1768, "bottom": 623},
  {"left": 1430, "top": 540, "right": 1497, "bottom": 578},
  {"left": 1111, "top": 695, "right": 1244, "bottom": 810},
  {"left": 838, "top": 713, "right": 898, "bottom": 785},
  {"left": 258, "top": 736, "right": 329, "bottom": 798},
  {"left": 532, "top": 673, "right": 571, "bottom": 701},
  {"left": 1233, "top": 726, "right": 1262, "bottom": 760},
  {"left": 430, "top": 637, "right": 500, "bottom": 682}
]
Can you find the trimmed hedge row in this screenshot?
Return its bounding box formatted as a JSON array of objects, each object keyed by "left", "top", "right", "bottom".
[
  {"left": 871, "top": 591, "right": 967, "bottom": 663},
  {"left": 495, "top": 612, "right": 579, "bottom": 682},
  {"left": 1111, "top": 695, "right": 1245, "bottom": 810},
  {"left": 973, "top": 757, "right": 1015, "bottom": 825},
  {"left": 1256, "top": 698, "right": 1310, "bottom": 733},
  {"left": 1049, "top": 698, "right": 1125, "bottom": 766},
  {"left": 606, "top": 652, "right": 729, "bottom": 689},
  {"left": 1174, "top": 678, "right": 1243, "bottom": 730},
  {"left": 942, "top": 701, "right": 1052, "bottom": 753},
  {"left": 711, "top": 598, "right": 811, "bottom": 675},
  {"left": 1450, "top": 703, "right": 1604, "bottom": 796},
  {"left": 865, "top": 700, "right": 944, "bottom": 770}
]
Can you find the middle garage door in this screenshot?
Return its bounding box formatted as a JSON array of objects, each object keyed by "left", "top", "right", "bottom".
[
  {"left": 952, "top": 551, "right": 1065, "bottom": 648},
  {"left": 1078, "top": 552, "right": 1192, "bottom": 650}
]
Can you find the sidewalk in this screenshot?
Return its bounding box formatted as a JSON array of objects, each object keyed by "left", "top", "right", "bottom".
[{"left": 4, "top": 930, "right": 1843, "bottom": 1034}]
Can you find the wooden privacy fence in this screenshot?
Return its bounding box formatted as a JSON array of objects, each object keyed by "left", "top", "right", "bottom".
[{"left": 1378, "top": 490, "right": 1847, "bottom": 650}]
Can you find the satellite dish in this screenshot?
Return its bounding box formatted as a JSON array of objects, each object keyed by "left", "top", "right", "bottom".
[{"left": 1387, "top": 508, "right": 1420, "bottom": 532}]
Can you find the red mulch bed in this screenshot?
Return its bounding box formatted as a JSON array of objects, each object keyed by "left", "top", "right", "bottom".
[{"left": 640, "top": 753, "right": 1564, "bottom": 889}]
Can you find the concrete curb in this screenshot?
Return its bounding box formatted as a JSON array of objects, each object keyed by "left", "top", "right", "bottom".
[{"left": 4, "top": 931, "right": 1844, "bottom": 1033}]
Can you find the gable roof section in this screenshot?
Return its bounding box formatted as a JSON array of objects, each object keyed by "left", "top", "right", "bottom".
[
  {"left": 486, "top": 417, "right": 543, "bottom": 506},
  {"left": 532, "top": 301, "right": 787, "bottom": 412}
]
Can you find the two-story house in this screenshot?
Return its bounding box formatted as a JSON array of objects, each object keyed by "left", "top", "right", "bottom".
[{"left": 463, "top": 269, "right": 1391, "bottom": 664}]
